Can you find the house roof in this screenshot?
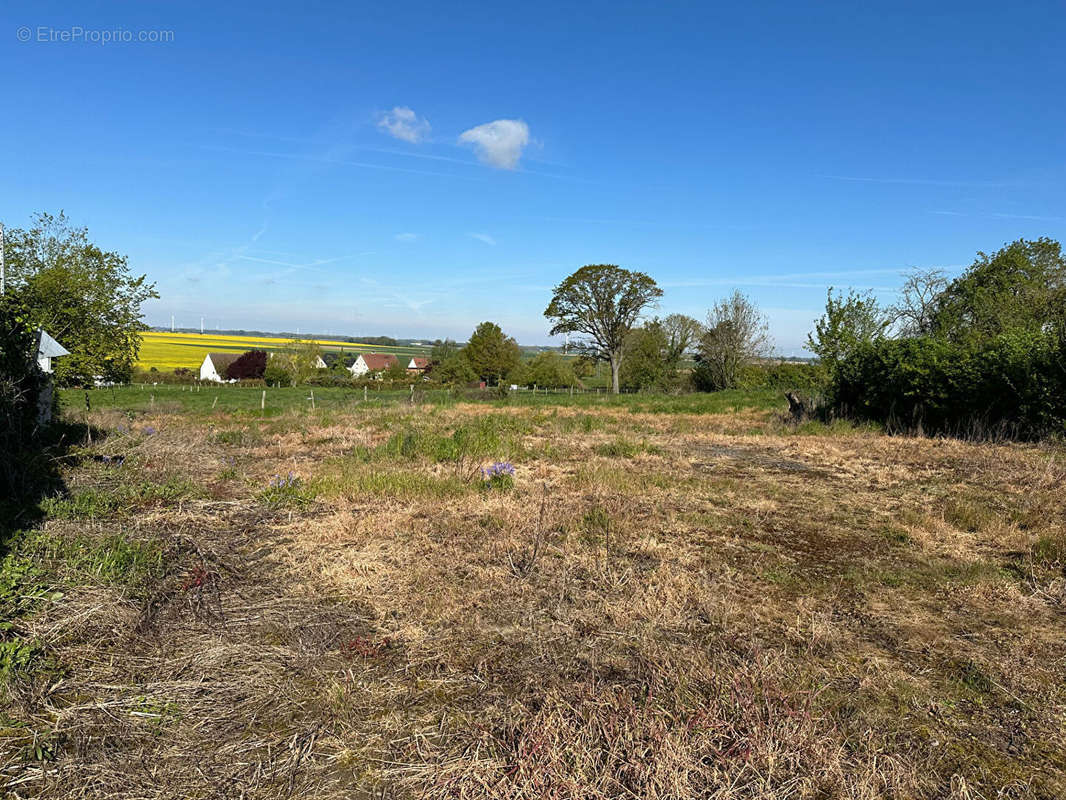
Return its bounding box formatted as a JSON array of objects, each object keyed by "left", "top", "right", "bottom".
[
  {"left": 205, "top": 352, "right": 241, "bottom": 373},
  {"left": 408, "top": 357, "right": 430, "bottom": 369},
  {"left": 359, "top": 353, "right": 399, "bottom": 370},
  {"left": 36, "top": 330, "right": 69, "bottom": 358}
]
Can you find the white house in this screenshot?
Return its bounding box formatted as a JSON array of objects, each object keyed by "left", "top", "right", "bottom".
[
  {"left": 349, "top": 352, "right": 399, "bottom": 377},
  {"left": 36, "top": 329, "right": 69, "bottom": 373},
  {"left": 200, "top": 352, "right": 241, "bottom": 382},
  {"left": 407, "top": 357, "right": 430, "bottom": 374}
]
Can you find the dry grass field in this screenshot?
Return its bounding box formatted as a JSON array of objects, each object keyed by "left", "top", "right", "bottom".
[{"left": 3, "top": 391, "right": 1065, "bottom": 798}]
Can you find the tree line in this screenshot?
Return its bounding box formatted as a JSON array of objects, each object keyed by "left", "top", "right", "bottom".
[{"left": 3, "top": 210, "right": 1064, "bottom": 437}]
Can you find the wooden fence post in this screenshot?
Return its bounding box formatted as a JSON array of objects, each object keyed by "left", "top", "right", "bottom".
[{"left": 261, "top": 390, "right": 266, "bottom": 411}]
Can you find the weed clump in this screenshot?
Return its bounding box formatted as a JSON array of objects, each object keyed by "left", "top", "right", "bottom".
[
  {"left": 39, "top": 478, "right": 199, "bottom": 520},
  {"left": 593, "top": 437, "right": 661, "bottom": 458},
  {"left": 258, "top": 472, "right": 317, "bottom": 509},
  {"left": 1032, "top": 532, "right": 1066, "bottom": 566}
]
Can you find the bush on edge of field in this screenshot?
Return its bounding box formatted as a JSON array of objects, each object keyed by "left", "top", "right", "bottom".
[
  {"left": 1, "top": 300, "right": 49, "bottom": 507},
  {"left": 132, "top": 367, "right": 198, "bottom": 385},
  {"left": 831, "top": 330, "right": 1066, "bottom": 439},
  {"left": 735, "top": 361, "right": 828, "bottom": 394}
]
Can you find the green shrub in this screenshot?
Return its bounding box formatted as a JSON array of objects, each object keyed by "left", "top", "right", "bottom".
[
  {"left": 736, "top": 362, "right": 828, "bottom": 394},
  {"left": 304, "top": 373, "right": 355, "bottom": 388},
  {"left": 1, "top": 300, "right": 49, "bottom": 507},
  {"left": 263, "top": 364, "right": 292, "bottom": 387},
  {"left": 132, "top": 368, "right": 197, "bottom": 385},
  {"left": 830, "top": 332, "right": 1066, "bottom": 438}
]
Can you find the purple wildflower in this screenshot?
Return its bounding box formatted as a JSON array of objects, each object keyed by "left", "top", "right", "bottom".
[
  {"left": 481, "top": 462, "right": 516, "bottom": 484},
  {"left": 268, "top": 472, "right": 300, "bottom": 489}
]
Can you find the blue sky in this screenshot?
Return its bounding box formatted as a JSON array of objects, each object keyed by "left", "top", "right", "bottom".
[{"left": 2, "top": 1, "right": 1064, "bottom": 353}]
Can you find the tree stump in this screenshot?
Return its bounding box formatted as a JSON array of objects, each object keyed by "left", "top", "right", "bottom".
[{"left": 785, "top": 391, "right": 808, "bottom": 422}]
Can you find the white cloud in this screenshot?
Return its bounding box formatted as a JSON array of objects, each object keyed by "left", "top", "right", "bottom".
[
  {"left": 468, "top": 232, "right": 496, "bottom": 246},
  {"left": 377, "top": 106, "right": 431, "bottom": 143},
  {"left": 394, "top": 232, "right": 420, "bottom": 241},
  {"left": 458, "top": 119, "right": 529, "bottom": 169}
]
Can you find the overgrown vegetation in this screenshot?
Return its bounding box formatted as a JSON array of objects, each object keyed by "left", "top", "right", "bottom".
[
  {"left": 0, "top": 299, "right": 49, "bottom": 516},
  {"left": 817, "top": 238, "right": 1066, "bottom": 438}
]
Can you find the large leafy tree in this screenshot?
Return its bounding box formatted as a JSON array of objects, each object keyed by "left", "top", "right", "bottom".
[
  {"left": 429, "top": 338, "right": 460, "bottom": 366},
  {"left": 620, "top": 320, "right": 676, "bottom": 392},
  {"left": 463, "top": 321, "right": 520, "bottom": 385},
  {"left": 660, "top": 313, "right": 703, "bottom": 365},
  {"left": 521, "top": 351, "right": 578, "bottom": 389},
  {"left": 226, "top": 350, "right": 267, "bottom": 380},
  {"left": 432, "top": 352, "right": 477, "bottom": 386},
  {"left": 2, "top": 212, "right": 157, "bottom": 385},
  {"left": 929, "top": 237, "right": 1066, "bottom": 345},
  {"left": 694, "top": 291, "right": 772, "bottom": 390},
  {"left": 544, "top": 264, "right": 662, "bottom": 393},
  {"left": 272, "top": 338, "right": 325, "bottom": 386}
]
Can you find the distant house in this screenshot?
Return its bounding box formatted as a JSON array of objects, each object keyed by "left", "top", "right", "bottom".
[
  {"left": 200, "top": 352, "right": 240, "bottom": 382},
  {"left": 349, "top": 353, "right": 399, "bottom": 377},
  {"left": 407, "top": 357, "right": 430, "bottom": 375}
]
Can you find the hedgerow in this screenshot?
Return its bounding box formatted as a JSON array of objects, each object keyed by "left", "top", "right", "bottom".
[
  {"left": 0, "top": 299, "right": 48, "bottom": 507},
  {"left": 831, "top": 331, "right": 1066, "bottom": 439}
]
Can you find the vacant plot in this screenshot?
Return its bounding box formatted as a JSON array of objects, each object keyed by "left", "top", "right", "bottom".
[{"left": 2, "top": 390, "right": 1064, "bottom": 798}]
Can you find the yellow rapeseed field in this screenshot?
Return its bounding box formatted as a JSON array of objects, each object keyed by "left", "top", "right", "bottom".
[{"left": 136, "top": 331, "right": 430, "bottom": 370}]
